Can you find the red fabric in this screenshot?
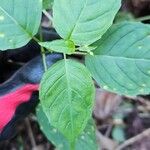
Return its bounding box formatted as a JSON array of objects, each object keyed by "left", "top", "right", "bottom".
[{"left": 0, "top": 84, "right": 39, "bottom": 132}]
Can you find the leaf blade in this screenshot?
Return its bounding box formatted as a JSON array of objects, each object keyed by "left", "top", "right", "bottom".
[
  {"left": 40, "top": 59, "right": 95, "bottom": 142},
  {"left": 85, "top": 22, "right": 150, "bottom": 96},
  {"left": 53, "top": 0, "right": 121, "bottom": 46},
  {"left": 39, "top": 39, "right": 75, "bottom": 54},
  {"left": 0, "top": 0, "right": 42, "bottom": 50},
  {"left": 36, "top": 104, "right": 98, "bottom": 150},
  {"left": 43, "top": 0, "right": 53, "bottom": 9}
]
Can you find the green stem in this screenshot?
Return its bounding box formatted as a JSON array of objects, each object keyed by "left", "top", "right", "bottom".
[
  {"left": 63, "top": 53, "right": 67, "bottom": 60},
  {"left": 41, "top": 47, "right": 48, "bottom": 72},
  {"left": 39, "top": 28, "right": 47, "bottom": 72},
  {"left": 136, "top": 15, "right": 150, "bottom": 22},
  {"left": 32, "top": 36, "right": 40, "bottom": 43},
  {"left": 70, "top": 141, "right": 75, "bottom": 150},
  {"left": 74, "top": 51, "right": 87, "bottom": 55}
]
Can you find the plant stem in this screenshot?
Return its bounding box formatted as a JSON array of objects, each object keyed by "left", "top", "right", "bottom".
[
  {"left": 63, "top": 53, "right": 67, "bottom": 60},
  {"left": 40, "top": 27, "right": 47, "bottom": 72},
  {"left": 70, "top": 141, "right": 75, "bottom": 150},
  {"left": 74, "top": 51, "right": 87, "bottom": 55},
  {"left": 136, "top": 15, "right": 150, "bottom": 22},
  {"left": 41, "top": 47, "right": 48, "bottom": 72},
  {"left": 32, "top": 36, "right": 40, "bottom": 43},
  {"left": 43, "top": 10, "right": 53, "bottom": 22}
]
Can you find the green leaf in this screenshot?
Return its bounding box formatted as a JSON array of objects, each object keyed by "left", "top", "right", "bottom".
[
  {"left": 36, "top": 104, "right": 98, "bottom": 150},
  {"left": 53, "top": 0, "right": 121, "bottom": 46},
  {"left": 0, "top": 0, "right": 42, "bottom": 50},
  {"left": 43, "top": 0, "right": 53, "bottom": 9},
  {"left": 39, "top": 59, "right": 95, "bottom": 143},
  {"left": 39, "top": 39, "right": 75, "bottom": 54},
  {"left": 76, "top": 120, "right": 98, "bottom": 150},
  {"left": 85, "top": 22, "right": 150, "bottom": 96},
  {"left": 36, "top": 104, "right": 69, "bottom": 149}
]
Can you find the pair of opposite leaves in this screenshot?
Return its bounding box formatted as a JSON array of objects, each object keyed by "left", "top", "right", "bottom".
[
  {"left": 1, "top": 0, "right": 150, "bottom": 146},
  {"left": 0, "top": 0, "right": 121, "bottom": 143},
  {"left": 39, "top": 0, "right": 122, "bottom": 144}
]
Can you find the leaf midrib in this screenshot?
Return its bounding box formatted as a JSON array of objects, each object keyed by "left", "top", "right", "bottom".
[
  {"left": 64, "top": 59, "right": 74, "bottom": 140},
  {"left": 0, "top": 5, "right": 32, "bottom": 37},
  {"left": 67, "top": 0, "right": 88, "bottom": 39},
  {"left": 95, "top": 54, "right": 150, "bottom": 61}
]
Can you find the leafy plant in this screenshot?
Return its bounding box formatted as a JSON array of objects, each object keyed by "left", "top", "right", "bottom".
[{"left": 1, "top": 0, "right": 150, "bottom": 149}]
